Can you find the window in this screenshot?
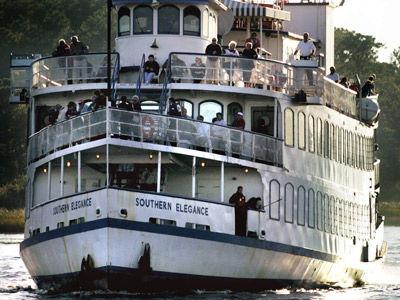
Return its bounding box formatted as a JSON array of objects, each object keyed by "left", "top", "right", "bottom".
[
  {"left": 269, "top": 180, "right": 280, "bottom": 220},
  {"left": 184, "top": 6, "right": 200, "bottom": 36},
  {"left": 324, "top": 194, "right": 329, "bottom": 232},
  {"left": 33, "top": 162, "right": 49, "bottom": 207},
  {"left": 331, "top": 124, "right": 337, "bottom": 161},
  {"left": 158, "top": 5, "right": 180, "bottom": 34},
  {"left": 308, "top": 115, "right": 315, "bottom": 153},
  {"left": 227, "top": 102, "right": 243, "bottom": 125},
  {"left": 330, "top": 195, "right": 335, "bottom": 234},
  {"left": 133, "top": 6, "right": 153, "bottom": 34},
  {"left": 297, "top": 186, "right": 306, "bottom": 226},
  {"left": 324, "top": 121, "right": 329, "bottom": 158},
  {"left": 284, "top": 183, "right": 294, "bottom": 223},
  {"left": 202, "top": 9, "right": 209, "bottom": 37},
  {"left": 199, "top": 100, "right": 223, "bottom": 123},
  {"left": 338, "top": 128, "right": 343, "bottom": 163},
  {"left": 284, "top": 108, "right": 294, "bottom": 147},
  {"left": 317, "top": 118, "right": 322, "bottom": 155},
  {"left": 317, "top": 191, "right": 323, "bottom": 230},
  {"left": 308, "top": 189, "right": 315, "bottom": 228},
  {"left": 118, "top": 6, "right": 131, "bottom": 36},
  {"left": 298, "top": 112, "right": 306, "bottom": 150}
]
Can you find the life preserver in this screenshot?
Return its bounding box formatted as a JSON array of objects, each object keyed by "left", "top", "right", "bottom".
[{"left": 142, "top": 115, "right": 155, "bottom": 139}]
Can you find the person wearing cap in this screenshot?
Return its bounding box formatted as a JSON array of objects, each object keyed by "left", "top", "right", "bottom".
[
  {"left": 326, "top": 66, "right": 339, "bottom": 83},
  {"left": 144, "top": 54, "right": 160, "bottom": 84},
  {"left": 205, "top": 38, "right": 222, "bottom": 84},
  {"left": 231, "top": 111, "right": 245, "bottom": 130}
]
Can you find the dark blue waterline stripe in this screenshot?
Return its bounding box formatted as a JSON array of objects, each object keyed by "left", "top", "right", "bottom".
[{"left": 20, "top": 218, "right": 339, "bottom": 263}]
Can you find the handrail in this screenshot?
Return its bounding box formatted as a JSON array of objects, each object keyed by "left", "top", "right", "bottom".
[
  {"left": 159, "top": 56, "right": 171, "bottom": 114},
  {"left": 136, "top": 53, "right": 146, "bottom": 99},
  {"left": 28, "top": 108, "right": 283, "bottom": 166},
  {"left": 111, "top": 54, "right": 121, "bottom": 101}
]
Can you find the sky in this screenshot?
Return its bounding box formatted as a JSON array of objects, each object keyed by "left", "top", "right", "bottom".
[{"left": 333, "top": 0, "right": 399, "bottom": 63}]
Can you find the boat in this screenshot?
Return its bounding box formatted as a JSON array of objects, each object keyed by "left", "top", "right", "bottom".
[{"left": 10, "top": 0, "right": 386, "bottom": 292}]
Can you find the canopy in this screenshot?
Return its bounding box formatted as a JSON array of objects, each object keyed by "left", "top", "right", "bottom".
[{"left": 223, "top": 0, "right": 290, "bottom": 20}]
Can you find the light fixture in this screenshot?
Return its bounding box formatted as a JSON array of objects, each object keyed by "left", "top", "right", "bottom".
[
  {"left": 244, "top": 168, "right": 249, "bottom": 173},
  {"left": 96, "top": 154, "right": 100, "bottom": 160},
  {"left": 150, "top": 38, "right": 159, "bottom": 48},
  {"left": 66, "top": 161, "right": 71, "bottom": 167},
  {"left": 149, "top": 153, "right": 154, "bottom": 160},
  {"left": 43, "top": 168, "right": 47, "bottom": 173},
  {"left": 201, "top": 162, "right": 206, "bottom": 167}
]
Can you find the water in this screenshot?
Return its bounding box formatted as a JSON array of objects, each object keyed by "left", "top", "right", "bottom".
[{"left": 1, "top": 228, "right": 400, "bottom": 300}]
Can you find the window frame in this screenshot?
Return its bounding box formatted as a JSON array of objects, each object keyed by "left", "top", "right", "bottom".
[
  {"left": 133, "top": 5, "right": 153, "bottom": 35},
  {"left": 183, "top": 6, "right": 201, "bottom": 36},
  {"left": 158, "top": 5, "right": 180, "bottom": 35}
]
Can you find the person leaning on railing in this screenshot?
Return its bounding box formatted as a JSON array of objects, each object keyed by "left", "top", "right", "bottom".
[
  {"left": 205, "top": 38, "right": 222, "bottom": 84},
  {"left": 293, "top": 32, "right": 316, "bottom": 86},
  {"left": 69, "top": 35, "right": 89, "bottom": 83}
]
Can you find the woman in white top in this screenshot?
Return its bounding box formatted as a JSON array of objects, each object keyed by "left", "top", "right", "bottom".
[{"left": 224, "top": 41, "right": 240, "bottom": 85}]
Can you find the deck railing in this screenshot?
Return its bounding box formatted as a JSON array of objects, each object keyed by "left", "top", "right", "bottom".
[
  {"left": 28, "top": 109, "right": 283, "bottom": 166},
  {"left": 31, "top": 53, "right": 119, "bottom": 89}
]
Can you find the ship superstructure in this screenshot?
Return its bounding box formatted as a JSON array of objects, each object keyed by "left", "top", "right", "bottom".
[{"left": 11, "top": 0, "right": 386, "bottom": 291}]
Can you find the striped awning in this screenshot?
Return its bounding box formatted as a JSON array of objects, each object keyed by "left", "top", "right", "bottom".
[{"left": 223, "top": 0, "right": 290, "bottom": 20}]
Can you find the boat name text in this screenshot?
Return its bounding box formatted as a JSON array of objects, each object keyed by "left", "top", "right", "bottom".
[
  {"left": 136, "top": 197, "right": 209, "bottom": 216},
  {"left": 52, "top": 198, "right": 92, "bottom": 215}
]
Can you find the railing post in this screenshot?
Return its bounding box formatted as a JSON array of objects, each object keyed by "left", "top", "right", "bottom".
[
  {"left": 192, "top": 156, "right": 196, "bottom": 198},
  {"left": 157, "top": 151, "right": 162, "bottom": 193},
  {"left": 77, "top": 151, "right": 81, "bottom": 193},
  {"left": 220, "top": 161, "right": 224, "bottom": 203},
  {"left": 252, "top": 134, "right": 255, "bottom": 161},
  {"left": 60, "top": 156, "right": 64, "bottom": 197}
]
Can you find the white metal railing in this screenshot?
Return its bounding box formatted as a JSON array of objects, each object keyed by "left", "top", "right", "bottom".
[
  {"left": 323, "top": 78, "right": 357, "bottom": 116},
  {"left": 28, "top": 109, "right": 283, "bottom": 166},
  {"left": 374, "top": 159, "right": 380, "bottom": 189},
  {"left": 31, "top": 53, "right": 119, "bottom": 89}
]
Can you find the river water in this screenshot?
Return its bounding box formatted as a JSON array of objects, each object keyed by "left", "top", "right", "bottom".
[{"left": 1, "top": 227, "right": 400, "bottom": 300}]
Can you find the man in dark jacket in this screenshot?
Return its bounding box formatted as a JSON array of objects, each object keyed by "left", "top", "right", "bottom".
[
  {"left": 205, "top": 38, "right": 222, "bottom": 84},
  {"left": 361, "top": 76, "right": 376, "bottom": 97},
  {"left": 229, "top": 186, "right": 247, "bottom": 236},
  {"left": 70, "top": 36, "right": 89, "bottom": 82},
  {"left": 231, "top": 112, "right": 245, "bottom": 130},
  {"left": 144, "top": 54, "right": 160, "bottom": 84}
]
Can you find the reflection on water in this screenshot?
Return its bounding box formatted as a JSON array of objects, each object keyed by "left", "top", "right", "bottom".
[{"left": 1, "top": 228, "right": 400, "bottom": 300}]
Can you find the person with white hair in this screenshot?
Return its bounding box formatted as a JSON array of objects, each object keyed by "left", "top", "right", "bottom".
[{"left": 224, "top": 41, "right": 240, "bottom": 85}]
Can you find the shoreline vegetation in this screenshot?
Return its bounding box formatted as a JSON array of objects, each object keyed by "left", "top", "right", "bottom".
[{"left": 0, "top": 202, "right": 398, "bottom": 234}]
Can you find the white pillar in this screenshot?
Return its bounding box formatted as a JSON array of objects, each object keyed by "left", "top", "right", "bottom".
[
  {"left": 220, "top": 161, "right": 224, "bottom": 202},
  {"left": 47, "top": 161, "right": 51, "bottom": 201},
  {"left": 192, "top": 157, "right": 196, "bottom": 198},
  {"left": 77, "top": 151, "right": 81, "bottom": 193},
  {"left": 157, "top": 151, "right": 162, "bottom": 193},
  {"left": 106, "top": 144, "right": 109, "bottom": 187},
  {"left": 60, "top": 156, "right": 64, "bottom": 196}
]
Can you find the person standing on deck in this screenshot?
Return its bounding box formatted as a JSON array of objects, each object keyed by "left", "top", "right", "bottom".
[
  {"left": 229, "top": 186, "right": 247, "bottom": 236},
  {"left": 294, "top": 32, "right": 316, "bottom": 85}
]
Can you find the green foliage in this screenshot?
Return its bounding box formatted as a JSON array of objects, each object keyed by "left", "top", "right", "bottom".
[
  {"left": 335, "top": 28, "right": 400, "bottom": 201},
  {"left": 0, "top": 175, "right": 26, "bottom": 209},
  {"left": 0, "top": 208, "right": 25, "bottom": 233}
]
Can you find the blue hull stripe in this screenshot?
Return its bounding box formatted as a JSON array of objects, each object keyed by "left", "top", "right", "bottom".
[{"left": 20, "top": 218, "right": 339, "bottom": 262}]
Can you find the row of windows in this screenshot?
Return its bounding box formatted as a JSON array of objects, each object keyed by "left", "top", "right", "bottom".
[
  {"left": 118, "top": 5, "right": 215, "bottom": 37},
  {"left": 284, "top": 109, "right": 374, "bottom": 170},
  {"left": 268, "top": 180, "right": 371, "bottom": 240}
]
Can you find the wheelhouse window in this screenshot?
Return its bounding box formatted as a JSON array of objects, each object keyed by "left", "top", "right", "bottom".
[
  {"left": 118, "top": 6, "right": 131, "bottom": 36},
  {"left": 199, "top": 100, "right": 222, "bottom": 123},
  {"left": 133, "top": 6, "right": 153, "bottom": 34},
  {"left": 308, "top": 115, "right": 315, "bottom": 153},
  {"left": 158, "top": 5, "right": 180, "bottom": 35},
  {"left": 284, "top": 108, "right": 294, "bottom": 147},
  {"left": 184, "top": 6, "right": 200, "bottom": 36}
]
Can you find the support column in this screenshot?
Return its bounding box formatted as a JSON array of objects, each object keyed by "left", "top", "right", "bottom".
[
  {"left": 157, "top": 152, "right": 162, "bottom": 193},
  {"left": 192, "top": 157, "right": 196, "bottom": 198},
  {"left": 220, "top": 161, "right": 224, "bottom": 202},
  {"left": 106, "top": 144, "right": 109, "bottom": 187},
  {"left": 60, "top": 156, "right": 64, "bottom": 196},
  {"left": 47, "top": 161, "right": 51, "bottom": 201},
  {"left": 77, "top": 151, "right": 81, "bottom": 193}
]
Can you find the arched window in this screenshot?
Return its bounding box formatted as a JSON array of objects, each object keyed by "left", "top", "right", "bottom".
[
  {"left": 298, "top": 111, "right": 306, "bottom": 150},
  {"left": 308, "top": 115, "right": 315, "bottom": 153},
  {"left": 324, "top": 121, "right": 330, "bottom": 158},
  {"left": 133, "top": 6, "right": 153, "bottom": 34},
  {"left": 284, "top": 183, "right": 294, "bottom": 223},
  {"left": 184, "top": 6, "right": 200, "bottom": 36},
  {"left": 317, "top": 118, "right": 323, "bottom": 156},
  {"left": 269, "top": 179, "right": 280, "bottom": 220},
  {"left": 177, "top": 99, "right": 193, "bottom": 118},
  {"left": 158, "top": 5, "right": 180, "bottom": 35},
  {"left": 323, "top": 194, "right": 329, "bottom": 232},
  {"left": 297, "top": 186, "right": 306, "bottom": 226},
  {"left": 227, "top": 102, "right": 243, "bottom": 125},
  {"left": 316, "top": 191, "right": 323, "bottom": 230},
  {"left": 308, "top": 189, "right": 315, "bottom": 228},
  {"left": 118, "top": 6, "right": 131, "bottom": 36},
  {"left": 284, "top": 108, "right": 294, "bottom": 147},
  {"left": 202, "top": 9, "right": 209, "bottom": 37},
  {"left": 199, "top": 100, "right": 223, "bottom": 123}
]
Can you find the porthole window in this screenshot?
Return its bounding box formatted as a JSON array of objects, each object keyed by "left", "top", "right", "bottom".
[
  {"left": 184, "top": 6, "right": 200, "bottom": 36},
  {"left": 158, "top": 5, "right": 180, "bottom": 35},
  {"left": 133, "top": 6, "right": 153, "bottom": 34},
  {"left": 284, "top": 108, "right": 294, "bottom": 147},
  {"left": 118, "top": 6, "right": 131, "bottom": 36}
]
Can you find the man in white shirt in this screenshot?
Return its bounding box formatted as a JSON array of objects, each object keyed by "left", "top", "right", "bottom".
[
  {"left": 294, "top": 32, "right": 316, "bottom": 85},
  {"left": 294, "top": 32, "right": 316, "bottom": 60},
  {"left": 326, "top": 66, "right": 339, "bottom": 83}
]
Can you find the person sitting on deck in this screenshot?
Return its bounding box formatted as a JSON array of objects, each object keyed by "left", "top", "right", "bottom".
[
  {"left": 65, "top": 101, "right": 79, "bottom": 119},
  {"left": 144, "top": 54, "right": 160, "bottom": 84},
  {"left": 229, "top": 186, "right": 247, "bottom": 236},
  {"left": 117, "top": 96, "right": 133, "bottom": 111},
  {"left": 190, "top": 57, "right": 206, "bottom": 84},
  {"left": 231, "top": 112, "right": 245, "bottom": 130}
]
